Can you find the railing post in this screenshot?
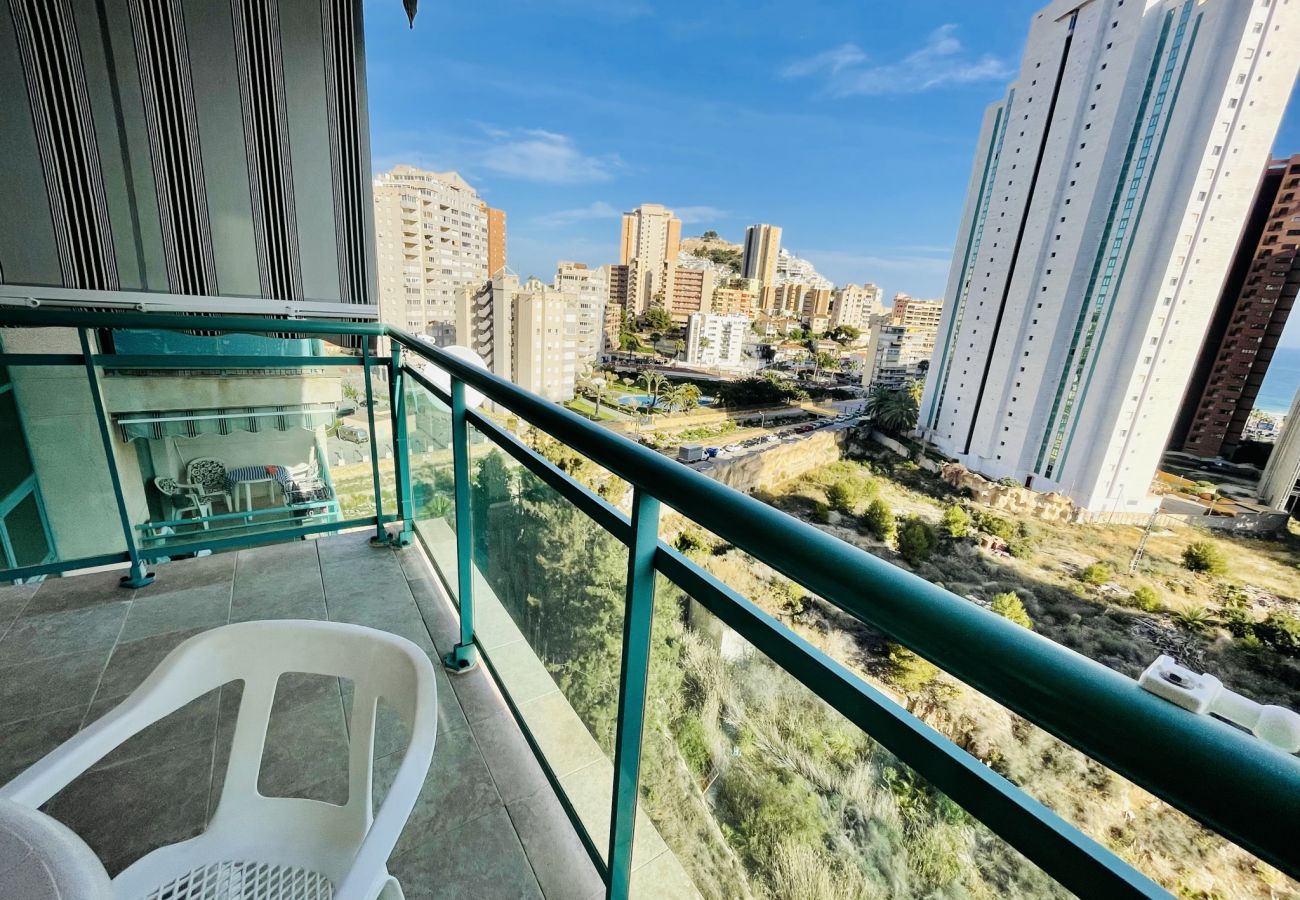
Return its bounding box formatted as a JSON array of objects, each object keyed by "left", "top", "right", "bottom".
[
  {"left": 361, "top": 343, "right": 387, "bottom": 546},
  {"left": 77, "top": 329, "right": 154, "bottom": 588},
  {"left": 606, "top": 487, "right": 661, "bottom": 899},
  {"left": 388, "top": 348, "right": 414, "bottom": 547},
  {"left": 443, "top": 377, "right": 478, "bottom": 672}
]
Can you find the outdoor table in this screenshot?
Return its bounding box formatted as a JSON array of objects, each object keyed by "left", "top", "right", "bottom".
[
  {"left": 0, "top": 797, "right": 113, "bottom": 899},
  {"left": 225, "top": 464, "right": 294, "bottom": 512}
]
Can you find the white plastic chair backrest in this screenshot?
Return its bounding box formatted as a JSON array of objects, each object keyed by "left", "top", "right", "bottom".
[
  {"left": 1, "top": 621, "right": 436, "bottom": 899},
  {"left": 186, "top": 457, "right": 227, "bottom": 492}
]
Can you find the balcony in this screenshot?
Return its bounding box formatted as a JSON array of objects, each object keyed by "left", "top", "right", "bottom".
[{"left": 1, "top": 307, "right": 1298, "bottom": 900}]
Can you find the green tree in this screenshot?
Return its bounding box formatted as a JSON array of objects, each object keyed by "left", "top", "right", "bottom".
[
  {"left": 897, "top": 517, "right": 938, "bottom": 565},
  {"left": 862, "top": 498, "right": 895, "bottom": 542},
  {"left": 673, "top": 338, "right": 686, "bottom": 360},
  {"left": 867, "top": 384, "right": 919, "bottom": 434},
  {"left": 700, "top": 229, "right": 719, "bottom": 240},
  {"left": 1182, "top": 541, "right": 1227, "bottom": 576},
  {"left": 940, "top": 505, "right": 970, "bottom": 539},
  {"left": 643, "top": 304, "right": 673, "bottom": 332},
  {"left": 974, "top": 512, "right": 1015, "bottom": 540},
  {"left": 342, "top": 382, "right": 362, "bottom": 404},
  {"left": 991, "top": 592, "right": 1033, "bottom": 629}
]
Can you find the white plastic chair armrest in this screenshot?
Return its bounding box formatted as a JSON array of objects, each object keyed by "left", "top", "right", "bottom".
[
  {"left": 334, "top": 707, "right": 436, "bottom": 900},
  {"left": 0, "top": 653, "right": 225, "bottom": 808}
]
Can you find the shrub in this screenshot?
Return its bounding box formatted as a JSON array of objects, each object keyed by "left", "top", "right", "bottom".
[
  {"left": 897, "top": 517, "right": 939, "bottom": 565},
  {"left": 1130, "top": 585, "right": 1160, "bottom": 612},
  {"left": 1173, "top": 605, "right": 1211, "bottom": 632},
  {"left": 888, "top": 643, "right": 939, "bottom": 693},
  {"left": 940, "top": 505, "right": 971, "bottom": 539},
  {"left": 825, "top": 479, "right": 869, "bottom": 514},
  {"left": 1254, "top": 612, "right": 1300, "bottom": 657},
  {"left": 991, "top": 591, "right": 1033, "bottom": 629},
  {"left": 1078, "top": 561, "right": 1112, "bottom": 586},
  {"left": 813, "top": 502, "right": 832, "bottom": 524},
  {"left": 1007, "top": 520, "right": 1039, "bottom": 558},
  {"left": 1182, "top": 541, "right": 1227, "bottom": 576},
  {"left": 975, "top": 512, "right": 1015, "bottom": 540},
  {"left": 863, "top": 499, "right": 895, "bottom": 542},
  {"left": 673, "top": 527, "right": 707, "bottom": 555}
]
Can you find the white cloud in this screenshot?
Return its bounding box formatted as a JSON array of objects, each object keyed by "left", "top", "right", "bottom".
[
  {"left": 673, "top": 205, "right": 727, "bottom": 225},
  {"left": 780, "top": 43, "right": 866, "bottom": 79},
  {"left": 783, "top": 26, "right": 1011, "bottom": 97},
  {"left": 800, "top": 248, "right": 953, "bottom": 297},
  {"left": 535, "top": 201, "right": 622, "bottom": 226},
  {"left": 477, "top": 129, "right": 622, "bottom": 184}
]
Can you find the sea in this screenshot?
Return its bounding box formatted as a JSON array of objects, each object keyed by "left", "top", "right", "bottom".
[{"left": 1255, "top": 345, "right": 1300, "bottom": 417}]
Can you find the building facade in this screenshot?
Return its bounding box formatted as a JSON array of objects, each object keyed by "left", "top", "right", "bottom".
[
  {"left": 741, "top": 224, "right": 782, "bottom": 283},
  {"left": 829, "top": 283, "right": 884, "bottom": 331},
  {"left": 555, "top": 261, "right": 609, "bottom": 360},
  {"left": 619, "top": 203, "right": 681, "bottom": 316},
  {"left": 686, "top": 313, "right": 749, "bottom": 370},
  {"left": 918, "top": 0, "right": 1300, "bottom": 512},
  {"left": 487, "top": 206, "right": 507, "bottom": 277},
  {"left": 1258, "top": 387, "right": 1300, "bottom": 515},
  {"left": 863, "top": 321, "right": 931, "bottom": 392},
  {"left": 373, "top": 167, "right": 488, "bottom": 336},
  {"left": 1170, "top": 154, "right": 1300, "bottom": 459}
]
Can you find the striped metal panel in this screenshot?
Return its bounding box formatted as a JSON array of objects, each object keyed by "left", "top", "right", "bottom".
[
  {"left": 9, "top": 0, "right": 119, "bottom": 290},
  {"left": 127, "top": 0, "right": 216, "bottom": 295},
  {"left": 322, "top": 0, "right": 370, "bottom": 307},
  {"left": 230, "top": 0, "right": 303, "bottom": 301}
]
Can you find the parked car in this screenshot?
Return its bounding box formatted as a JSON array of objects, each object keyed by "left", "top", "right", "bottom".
[
  {"left": 336, "top": 405, "right": 356, "bottom": 418},
  {"left": 338, "top": 424, "right": 369, "bottom": 443}
]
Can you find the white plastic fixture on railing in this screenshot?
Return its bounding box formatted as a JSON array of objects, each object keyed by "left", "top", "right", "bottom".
[{"left": 1139, "top": 655, "right": 1300, "bottom": 754}]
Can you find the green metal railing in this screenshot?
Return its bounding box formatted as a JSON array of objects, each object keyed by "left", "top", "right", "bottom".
[{"left": 1, "top": 307, "right": 1298, "bottom": 900}]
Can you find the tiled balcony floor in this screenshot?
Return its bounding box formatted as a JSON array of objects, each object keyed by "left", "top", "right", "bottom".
[{"left": 0, "top": 531, "right": 604, "bottom": 900}]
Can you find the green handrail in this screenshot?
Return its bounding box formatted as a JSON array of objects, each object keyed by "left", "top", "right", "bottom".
[
  {"left": 0, "top": 307, "right": 1296, "bottom": 893},
  {"left": 388, "top": 325, "right": 1300, "bottom": 882}
]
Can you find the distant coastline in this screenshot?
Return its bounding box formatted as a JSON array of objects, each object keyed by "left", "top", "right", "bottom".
[{"left": 1254, "top": 345, "right": 1300, "bottom": 417}]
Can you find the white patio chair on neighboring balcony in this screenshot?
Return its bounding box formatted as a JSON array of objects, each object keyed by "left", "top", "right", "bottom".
[
  {"left": 0, "top": 620, "right": 439, "bottom": 900},
  {"left": 153, "top": 477, "right": 213, "bottom": 529},
  {"left": 184, "top": 457, "right": 234, "bottom": 513}
]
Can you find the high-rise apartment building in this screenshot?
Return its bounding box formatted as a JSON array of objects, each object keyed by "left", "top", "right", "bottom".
[
  {"left": 741, "top": 224, "right": 782, "bottom": 283},
  {"left": 455, "top": 272, "right": 581, "bottom": 402},
  {"left": 555, "top": 261, "right": 609, "bottom": 360},
  {"left": 919, "top": 0, "right": 1300, "bottom": 512},
  {"left": 619, "top": 204, "right": 681, "bottom": 315},
  {"left": 374, "top": 167, "right": 488, "bottom": 335},
  {"left": 686, "top": 313, "right": 749, "bottom": 370},
  {"left": 829, "top": 283, "right": 885, "bottom": 331},
  {"left": 1170, "top": 154, "right": 1300, "bottom": 459},
  {"left": 1258, "top": 387, "right": 1300, "bottom": 515},
  {"left": 863, "top": 321, "right": 932, "bottom": 392},
  {"left": 667, "top": 265, "right": 716, "bottom": 324},
  {"left": 712, "top": 279, "right": 760, "bottom": 318},
  {"left": 487, "top": 206, "right": 507, "bottom": 277},
  {"left": 890, "top": 295, "right": 943, "bottom": 363}
]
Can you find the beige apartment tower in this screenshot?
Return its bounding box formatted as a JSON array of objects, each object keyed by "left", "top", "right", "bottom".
[
  {"left": 742, "top": 224, "right": 782, "bottom": 284},
  {"left": 619, "top": 204, "right": 681, "bottom": 315},
  {"left": 374, "top": 166, "right": 488, "bottom": 335}
]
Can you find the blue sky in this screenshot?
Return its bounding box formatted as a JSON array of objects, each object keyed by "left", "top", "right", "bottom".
[{"left": 363, "top": 0, "right": 1300, "bottom": 349}]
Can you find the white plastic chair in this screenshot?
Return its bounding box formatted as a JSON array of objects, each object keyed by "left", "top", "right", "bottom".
[{"left": 0, "top": 620, "right": 438, "bottom": 900}]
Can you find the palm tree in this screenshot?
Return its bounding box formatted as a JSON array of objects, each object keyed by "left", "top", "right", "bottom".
[
  {"left": 673, "top": 339, "right": 686, "bottom": 360},
  {"left": 867, "top": 384, "right": 919, "bottom": 434},
  {"left": 676, "top": 383, "right": 702, "bottom": 411},
  {"left": 812, "top": 351, "right": 838, "bottom": 381},
  {"left": 638, "top": 371, "right": 667, "bottom": 411}
]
